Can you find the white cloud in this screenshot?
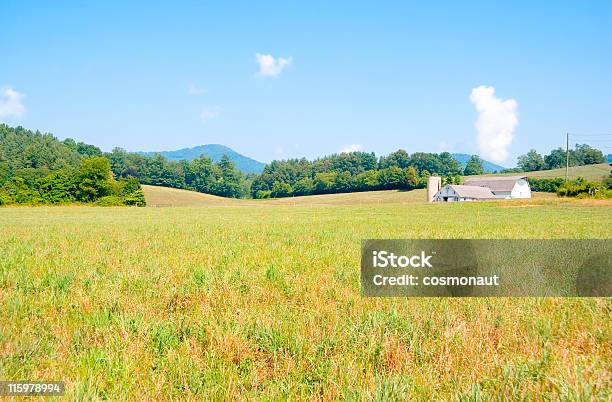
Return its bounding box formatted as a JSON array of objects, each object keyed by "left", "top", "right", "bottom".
[
  {"left": 340, "top": 144, "right": 363, "bottom": 153},
  {"left": 470, "top": 85, "right": 518, "bottom": 163},
  {"left": 274, "top": 146, "right": 285, "bottom": 155},
  {"left": 0, "top": 88, "right": 26, "bottom": 120},
  {"left": 200, "top": 106, "right": 220, "bottom": 122},
  {"left": 187, "top": 83, "right": 206, "bottom": 95},
  {"left": 256, "top": 53, "right": 292, "bottom": 77}
]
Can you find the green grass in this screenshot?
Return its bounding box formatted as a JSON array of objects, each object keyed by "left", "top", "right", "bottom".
[
  {"left": 1, "top": 200, "right": 611, "bottom": 400},
  {"left": 473, "top": 163, "right": 611, "bottom": 182}
]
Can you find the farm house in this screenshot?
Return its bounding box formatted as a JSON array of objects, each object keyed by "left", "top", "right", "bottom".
[{"left": 430, "top": 176, "right": 532, "bottom": 202}]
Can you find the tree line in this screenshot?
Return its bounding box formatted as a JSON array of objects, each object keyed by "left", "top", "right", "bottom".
[
  {"left": 106, "top": 148, "right": 245, "bottom": 198},
  {"left": 510, "top": 144, "right": 606, "bottom": 173},
  {"left": 250, "top": 151, "right": 475, "bottom": 198},
  {"left": 3, "top": 123, "right": 609, "bottom": 203}
]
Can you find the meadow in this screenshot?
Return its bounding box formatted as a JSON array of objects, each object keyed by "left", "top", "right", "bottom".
[
  {"left": 478, "top": 162, "right": 611, "bottom": 182},
  {"left": 1, "top": 193, "right": 611, "bottom": 400}
]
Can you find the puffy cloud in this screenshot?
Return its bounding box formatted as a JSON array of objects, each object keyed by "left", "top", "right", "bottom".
[
  {"left": 256, "top": 53, "right": 292, "bottom": 77},
  {"left": 340, "top": 144, "right": 363, "bottom": 153},
  {"left": 200, "top": 106, "right": 220, "bottom": 122},
  {"left": 0, "top": 88, "right": 26, "bottom": 120},
  {"left": 470, "top": 86, "right": 518, "bottom": 163}
]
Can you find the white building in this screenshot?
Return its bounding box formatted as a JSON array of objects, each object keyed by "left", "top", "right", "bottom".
[
  {"left": 434, "top": 184, "right": 497, "bottom": 202},
  {"left": 463, "top": 176, "right": 531, "bottom": 199},
  {"left": 431, "top": 176, "right": 532, "bottom": 202}
]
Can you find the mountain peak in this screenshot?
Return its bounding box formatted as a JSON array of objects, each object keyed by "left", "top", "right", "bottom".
[
  {"left": 451, "top": 153, "right": 507, "bottom": 173},
  {"left": 140, "top": 144, "right": 265, "bottom": 174}
]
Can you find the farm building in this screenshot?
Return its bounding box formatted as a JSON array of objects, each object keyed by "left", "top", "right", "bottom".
[
  {"left": 430, "top": 176, "right": 532, "bottom": 202},
  {"left": 463, "top": 176, "right": 531, "bottom": 199},
  {"left": 434, "top": 184, "right": 496, "bottom": 202}
]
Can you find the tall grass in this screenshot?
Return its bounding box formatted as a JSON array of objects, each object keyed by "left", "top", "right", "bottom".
[{"left": 0, "top": 202, "right": 610, "bottom": 399}]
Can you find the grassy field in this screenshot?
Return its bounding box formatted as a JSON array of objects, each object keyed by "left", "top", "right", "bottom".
[
  {"left": 143, "top": 185, "right": 431, "bottom": 207},
  {"left": 1, "top": 196, "right": 611, "bottom": 399},
  {"left": 476, "top": 163, "right": 611, "bottom": 182},
  {"left": 143, "top": 185, "right": 560, "bottom": 208}
]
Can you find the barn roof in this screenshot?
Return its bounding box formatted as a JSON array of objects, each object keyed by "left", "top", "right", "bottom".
[
  {"left": 447, "top": 185, "right": 496, "bottom": 199},
  {"left": 463, "top": 176, "right": 527, "bottom": 192}
]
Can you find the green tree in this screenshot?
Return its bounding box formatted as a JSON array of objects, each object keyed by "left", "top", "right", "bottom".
[
  {"left": 271, "top": 181, "right": 293, "bottom": 197},
  {"left": 293, "top": 177, "right": 314, "bottom": 196},
  {"left": 574, "top": 144, "right": 605, "bottom": 165},
  {"left": 214, "top": 155, "right": 243, "bottom": 198},
  {"left": 313, "top": 172, "right": 336, "bottom": 193},
  {"left": 405, "top": 167, "right": 419, "bottom": 189},
  {"left": 76, "top": 142, "right": 103, "bottom": 157},
  {"left": 463, "top": 155, "right": 485, "bottom": 176},
  {"left": 379, "top": 149, "right": 410, "bottom": 169},
  {"left": 517, "top": 149, "right": 545, "bottom": 171},
  {"left": 77, "top": 157, "right": 113, "bottom": 202},
  {"left": 603, "top": 170, "right": 612, "bottom": 190},
  {"left": 187, "top": 156, "right": 217, "bottom": 193},
  {"left": 378, "top": 167, "right": 407, "bottom": 189},
  {"left": 544, "top": 148, "right": 569, "bottom": 169}
]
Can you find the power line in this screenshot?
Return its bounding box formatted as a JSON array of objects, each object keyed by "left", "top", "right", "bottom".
[{"left": 568, "top": 133, "right": 612, "bottom": 136}]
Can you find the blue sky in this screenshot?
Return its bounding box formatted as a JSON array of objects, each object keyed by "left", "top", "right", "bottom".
[{"left": 1, "top": 1, "right": 610, "bottom": 166}]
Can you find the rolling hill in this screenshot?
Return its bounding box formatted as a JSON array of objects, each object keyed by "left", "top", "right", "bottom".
[
  {"left": 143, "top": 185, "right": 561, "bottom": 208},
  {"left": 140, "top": 144, "right": 265, "bottom": 174},
  {"left": 143, "top": 163, "right": 610, "bottom": 207},
  {"left": 477, "top": 163, "right": 611, "bottom": 182},
  {"left": 142, "top": 185, "right": 430, "bottom": 207}
]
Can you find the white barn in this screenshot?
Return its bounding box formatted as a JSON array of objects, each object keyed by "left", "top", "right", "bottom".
[
  {"left": 463, "top": 176, "right": 531, "bottom": 199},
  {"left": 434, "top": 184, "right": 496, "bottom": 202},
  {"left": 432, "top": 176, "right": 532, "bottom": 202}
]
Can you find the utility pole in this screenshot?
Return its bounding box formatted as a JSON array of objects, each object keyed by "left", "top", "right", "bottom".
[{"left": 565, "top": 132, "right": 569, "bottom": 182}]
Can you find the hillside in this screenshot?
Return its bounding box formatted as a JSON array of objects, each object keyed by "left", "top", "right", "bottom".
[
  {"left": 477, "top": 163, "right": 610, "bottom": 182},
  {"left": 140, "top": 144, "right": 265, "bottom": 174},
  {"left": 142, "top": 185, "right": 245, "bottom": 207},
  {"left": 452, "top": 153, "right": 506, "bottom": 172},
  {"left": 142, "top": 185, "right": 560, "bottom": 207},
  {"left": 143, "top": 185, "right": 430, "bottom": 207}
]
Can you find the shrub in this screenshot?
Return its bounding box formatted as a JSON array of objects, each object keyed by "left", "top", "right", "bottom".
[
  {"left": 122, "top": 190, "right": 147, "bottom": 206},
  {"left": 256, "top": 190, "right": 272, "bottom": 199},
  {"left": 95, "top": 195, "right": 125, "bottom": 206},
  {"left": 556, "top": 178, "right": 610, "bottom": 198},
  {"left": 528, "top": 177, "right": 565, "bottom": 193}
]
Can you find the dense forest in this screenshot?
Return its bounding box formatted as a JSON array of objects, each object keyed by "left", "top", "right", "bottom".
[
  {"left": 0, "top": 124, "right": 246, "bottom": 204},
  {"left": 1, "top": 124, "right": 610, "bottom": 204},
  {"left": 106, "top": 148, "right": 245, "bottom": 198},
  {"left": 0, "top": 124, "right": 145, "bottom": 206}
]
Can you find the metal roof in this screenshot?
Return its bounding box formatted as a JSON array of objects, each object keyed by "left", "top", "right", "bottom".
[
  {"left": 446, "top": 185, "right": 496, "bottom": 199},
  {"left": 463, "top": 176, "right": 526, "bottom": 192}
]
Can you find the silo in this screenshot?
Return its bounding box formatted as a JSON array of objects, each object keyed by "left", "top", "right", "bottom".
[{"left": 427, "top": 176, "right": 442, "bottom": 202}]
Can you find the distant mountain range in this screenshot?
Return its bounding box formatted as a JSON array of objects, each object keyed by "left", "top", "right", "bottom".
[
  {"left": 451, "top": 153, "right": 506, "bottom": 173},
  {"left": 140, "top": 145, "right": 508, "bottom": 174},
  {"left": 140, "top": 144, "right": 266, "bottom": 174}
]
